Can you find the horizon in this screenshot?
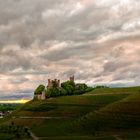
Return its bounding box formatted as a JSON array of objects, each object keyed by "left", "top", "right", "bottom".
[
  {"left": 0, "top": 0, "right": 140, "bottom": 101},
  {"left": 0, "top": 99, "right": 29, "bottom": 104}
]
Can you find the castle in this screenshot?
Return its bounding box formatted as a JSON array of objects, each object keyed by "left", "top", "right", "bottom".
[
  {"left": 35, "top": 76, "right": 75, "bottom": 100},
  {"left": 47, "top": 79, "right": 61, "bottom": 88}
]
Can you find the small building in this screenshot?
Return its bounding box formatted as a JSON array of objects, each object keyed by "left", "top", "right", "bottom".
[
  {"left": 0, "top": 112, "right": 4, "bottom": 119},
  {"left": 34, "top": 90, "right": 46, "bottom": 100}
]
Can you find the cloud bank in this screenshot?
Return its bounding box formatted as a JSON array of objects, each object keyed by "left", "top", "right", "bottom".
[{"left": 0, "top": 0, "right": 140, "bottom": 100}]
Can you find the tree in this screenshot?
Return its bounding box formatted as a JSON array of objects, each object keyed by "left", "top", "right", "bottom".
[
  {"left": 46, "top": 87, "right": 60, "bottom": 97},
  {"left": 61, "top": 81, "right": 75, "bottom": 95},
  {"left": 34, "top": 85, "right": 45, "bottom": 95},
  {"left": 59, "top": 87, "right": 67, "bottom": 96},
  {"left": 74, "top": 83, "right": 88, "bottom": 95}
]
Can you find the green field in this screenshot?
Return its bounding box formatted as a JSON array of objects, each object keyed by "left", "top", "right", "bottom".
[
  {"left": 0, "top": 87, "right": 140, "bottom": 140},
  {"left": 0, "top": 103, "right": 22, "bottom": 111},
  {"left": 40, "top": 136, "right": 116, "bottom": 140}
]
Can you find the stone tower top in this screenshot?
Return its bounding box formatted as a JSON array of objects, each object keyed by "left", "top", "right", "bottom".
[
  {"left": 47, "top": 79, "right": 60, "bottom": 88},
  {"left": 70, "top": 75, "right": 74, "bottom": 83}
]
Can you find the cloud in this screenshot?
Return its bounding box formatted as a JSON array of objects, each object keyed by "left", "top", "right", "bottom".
[{"left": 0, "top": 0, "right": 140, "bottom": 100}]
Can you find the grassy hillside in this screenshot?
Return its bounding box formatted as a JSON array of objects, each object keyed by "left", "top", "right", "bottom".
[
  {"left": 12, "top": 94, "right": 129, "bottom": 118},
  {"left": 7, "top": 94, "right": 128, "bottom": 135},
  {"left": 100, "top": 93, "right": 140, "bottom": 129},
  {"left": 86, "top": 86, "right": 140, "bottom": 95},
  {"left": 0, "top": 87, "right": 140, "bottom": 140},
  {"left": 76, "top": 93, "right": 140, "bottom": 133}
]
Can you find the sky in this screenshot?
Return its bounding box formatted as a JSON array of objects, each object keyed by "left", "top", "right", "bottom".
[{"left": 0, "top": 0, "right": 140, "bottom": 101}]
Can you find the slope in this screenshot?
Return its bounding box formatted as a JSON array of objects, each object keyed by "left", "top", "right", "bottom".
[{"left": 77, "top": 93, "right": 140, "bottom": 133}]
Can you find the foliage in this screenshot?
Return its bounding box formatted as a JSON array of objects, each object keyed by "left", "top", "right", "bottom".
[
  {"left": 0, "top": 104, "right": 22, "bottom": 111},
  {"left": 35, "top": 80, "right": 93, "bottom": 98},
  {"left": 74, "top": 83, "right": 88, "bottom": 95},
  {"left": 34, "top": 84, "right": 45, "bottom": 95},
  {"left": 85, "top": 87, "right": 94, "bottom": 92},
  {"left": 46, "top": 87, "right": 60, "bottom": 97},
  {"left": 59, "top": 88, "right": 67, "bottom": 96},
  {"left": 94, "top": 85, "right": 109, "bottom": 89},
  {"left": 61, "top": 81, "right": 75, "bottom": 95},
  {"left": 45, "top": 80, "right": 62, "bottom": 97},
  {"left": 0, "top": 123, "right": 30, "bottom": 139}
]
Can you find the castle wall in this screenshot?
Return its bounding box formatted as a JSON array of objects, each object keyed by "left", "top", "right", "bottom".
[
  {"left": 34, "top": 92, "right": 46, "bottom": 100},
  {"left": 48, "top": 79, "right": 52, "bottom": 88},
  {"left": 41, "top": 91, "right": 46, "bottom": 100},
  {"left": 35, "top": 95, "right": 42, "bottom": 100}
]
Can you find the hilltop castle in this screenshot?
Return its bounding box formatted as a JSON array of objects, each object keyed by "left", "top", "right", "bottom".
[
  {"left": 69, "top": 75, "right": 74, "bottom": 83},
  {"left": 47, "top": 76, "right": 74, "bottom": 88},
  {"left": 35, "top": 76, "right": 75, "bottom": 100},
  {"left": 47, "top": 79, "right": 61, "bottom": 88}
]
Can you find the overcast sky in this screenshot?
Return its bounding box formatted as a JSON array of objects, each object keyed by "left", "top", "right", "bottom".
[{"left": 0, "top": 0, "right": 140, "bottom": 100}]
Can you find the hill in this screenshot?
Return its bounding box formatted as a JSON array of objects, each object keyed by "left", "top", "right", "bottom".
[
  {"left": 75, "top": 93, "right": 140, "bottom": 139},
  {"left": 99, "top": 93, "right": 140, "bottom": 129},
  {"left": 85, "top": 86, "right": 140, "bottom": 95},
  {"left": 0, "top": 86, "right": 140, "bottom": 140}
]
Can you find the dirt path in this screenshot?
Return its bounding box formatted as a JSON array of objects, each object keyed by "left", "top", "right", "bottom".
[
  {"left": 113, "top": 135, "right": 123, "bottom": 140},
  {"left": 14, "top": 116, "right": 70, "bottom": 119},
  {"left": 28, "top": 128, "right": 39, "bottom": 140},
  {"left": 83, "top": 92, "right": 131, "bottom": 96}
]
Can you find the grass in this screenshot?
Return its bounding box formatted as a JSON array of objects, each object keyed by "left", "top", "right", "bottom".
[
  {"left": 86, "top": 86, "right": 140, "bottom": 95},
  {"left": 98, "top": 93, "right": 140, "bottom": 129},
  {"left": 121, "top": 132, "right": 140, "bottom": 140},
  {"left": 40, "top": 136, "right": 116, "bottom": 140},
  {"left": 0, "top": 133, "right": 14, "bottom": 140},
  {"left": 8, "top": 93, "right": 130, "bottom": 137},
  {"left": 0, "top": 103, "right": 22, "bottom": 111},
  {"left": 76, "top": 93, "right": 140, "bottom": 133},
  {"left": 0, "top": 124, "right": 31, "bottom": 140},
  {"left": 12, "top": 94, "right": 129, "bottom": 118},
  {"left": 0, "top": 87, "right": 140, "bottom": 139}
]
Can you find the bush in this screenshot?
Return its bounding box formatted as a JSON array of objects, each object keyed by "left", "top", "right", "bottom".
[
  {"left": 85, "top": 87, "right": 93, "bottom": 92},
  {"left": 46, "top": 87, "right": 60, "bottom": 97},
  {"left": 34, "top": 85, "right": 45, "bottom": 95},
  {"left": 61, "top": 81, "right": 75, "bottom": 95},
  {"left": 59, "top": 88, "right": 67, "bottom": 96},
  {"left": 94, "top": 85, "right": 109, "bottom": 89},
  {"left": 74, "top": 83, "right": 89, "bottom": 95}
]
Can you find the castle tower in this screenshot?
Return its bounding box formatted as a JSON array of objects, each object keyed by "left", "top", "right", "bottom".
[
  {"left": 58, "top": 80, "right": 60, "bottom": 87},
  {"left": 70, "top": 75, "right": 74, "bottom": 83},
  {"left": 47, "top": 79, "right": 61, "bottom": 88},
  {"left": 47, "top": 79, "right": 52, "bottom": 88}
]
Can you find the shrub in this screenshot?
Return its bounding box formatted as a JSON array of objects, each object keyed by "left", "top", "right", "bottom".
[
  {"left": 34, "top": 85, "right": 45, "bottom": 95},
  {"left": 59, "top": 87, "right": 67, "bottom": 96},
  {"left": 46, "top": 87, "right": 60, "bottom": 97},
  {"left": 94, "top": 85, "right": 109, "bottom": 89},
  {"left": 85, "top": 87, "right": 93, "bottom": 92},
  {"left": 61, "top": 81, "right": 75, "bottom": 95}
]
